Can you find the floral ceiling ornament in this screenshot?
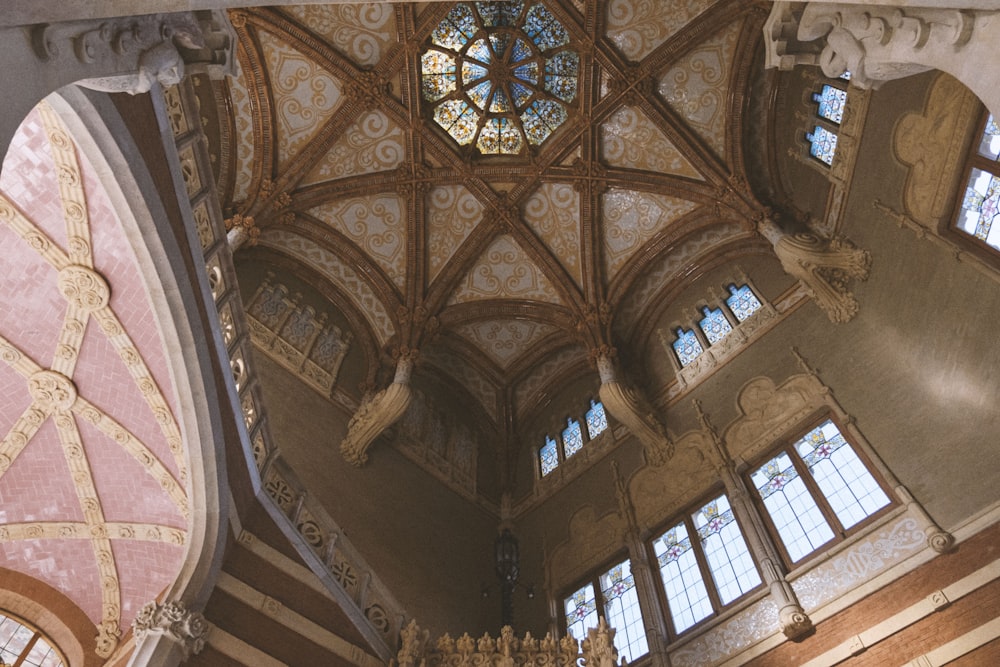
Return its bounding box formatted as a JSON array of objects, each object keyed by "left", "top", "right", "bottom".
[{"left": 421, "top": 1, "right": 579, "bottom": 155}]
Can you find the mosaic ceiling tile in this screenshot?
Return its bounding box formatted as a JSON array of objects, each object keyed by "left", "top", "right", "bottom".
[
  {"left": 613, "top": 223, "right": 743, "bottom": 338},
  {"left": 606, "top": 0, "right": 716, "bottom": 62},
  {"left": 282, "top": 4, "right": 395, "bottom": 67},
  {"left": 227, "top": 59, "right": 255, "bottom": 204},
  {"left": 657, "top": 21, "right": 740, "bottom": 159},
  {"left": 602, "top": 107, "right": 704, "bottom": 180},
  {"left": 427, "top": 185, "right": 483, "bottom": 284},
  {"left": 455, "top": 319, "right": 558, "bottom": 368},
  {"left": 308, "top": 195, "right": 406, "bottom": 291},
  {"left": 262, "top": 229, "right": 394, "bottom": 345},
  {"left": 449, "top": 234, "right": 563, "bottom": 305},
  {"left": 301, "top": 110, "right": 405, "bottom": 185},
  {"left": 602, "top": 189, "right": 698, "bottom": 281},
  {"left": 258, "top": 31, "right": 344, "bottom": 168},
  {"left": 522, "top": 183, "right": 582, "bottom": 288}
]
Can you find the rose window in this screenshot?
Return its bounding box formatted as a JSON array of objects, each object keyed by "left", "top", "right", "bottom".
[{"left": 421, "top": 2, "right": 579, "bottom": 155}]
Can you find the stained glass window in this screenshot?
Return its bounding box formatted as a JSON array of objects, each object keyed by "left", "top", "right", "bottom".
[
  {"left": 698, "top": 307, "right": 732, "bottom": 345},
  {"left": 421, "top": 2, "right": 578, "bottom": 155},
  {"left": 672, "top": 327, "right": 703, "bottom": 367},
  {"left": 955, "top": 112, "right": 1000, "bottom": 251},
  {"left": 564, "top": 582, "right": 598, "bottom": 643},
  {"left": 751, "top": 420, "right": 892, "bottom": 564},
  {"left": 653, "top": 521, "right": 712, "bottom": 633},
  {"left": 725, "top": 284, "right": 762, "bottom": 322},
  {"left": 807, "top": 125, "right": 838, "bottom": 166},
  {"left": 692, "top": 495, "right": 761, "bottom": 605},
  {"left": 600, "top": 560, "right": 648, "bottom": 663},
  {"left": 539, "top": 434, "right": 559, "bottom": 476},
  {"left": 0, "top": 612, "right": 64, "bottom": 667},
  {"left": 562, "top": 418, "right": 584, "bottom": 458},
  {"left": 813, "top": 85, "right": 847, "bottom": 125},
  {"left": 585, "top": 399, "right": 607, "bottom": 439}
]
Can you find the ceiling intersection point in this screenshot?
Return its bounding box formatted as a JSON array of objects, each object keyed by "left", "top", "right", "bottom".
[
  {"left": 57, "top": 264, "right": 111, "bottom": 311},
  {"left": 27, "top": 369, "right": 78, "bottom": 412}
]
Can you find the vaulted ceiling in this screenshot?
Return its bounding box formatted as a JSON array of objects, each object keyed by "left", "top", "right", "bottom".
[{"left": 214, "top": 0, "right": 774, "bottom": 488}]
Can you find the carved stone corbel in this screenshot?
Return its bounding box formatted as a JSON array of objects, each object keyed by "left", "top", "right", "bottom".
[
  {"left": 595, "top": 353, "right": 673, "bottom": 465},
  {"left": 758, "top": 217, "right": 870, "bottom": 323},
  {"left": 132, "top": 600, "right": 209, "bottom": 660},
  {"left": 340, "top": 355, "right": 415, "bottom": 466}
]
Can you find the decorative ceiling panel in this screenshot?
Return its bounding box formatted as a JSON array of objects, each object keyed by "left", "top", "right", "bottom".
[
  {"left": 281, "top": 4, "right": 396, "bottom": 67},
  {"left": 426, "top": 185, "right": 483, "bottom": 284},
  {"left": 454, "top": 319, "right": 558, "bottom": 369},
  {"left": 0, "top": 102, "right": 189, "bottom": 654},
  {"left": 448, "top": 234, "right": 564, "bottom": 305},
  {"left": 602, "top": 188, "right": 699, "bottom": 282},
  {"left": 259, "top": 30, "right": 345, "bottom": 168},
  {"left": 522, "top": 183, "right": 582, "bottom": 289},
  {"left": 606, "top": 0, "right": 716, "bottom": 62},
  {"left": 300, "top": 110, "right": 405, "bottom": 185},
  {"left": 262, "top": 229, "right": 395, "bottom": 344},
  {"left": 228, "top": 60, "right": 255, "bottom": 204},
  {"left": 307, "top": 195, "right": 407, "bottom": 290},
  {"left": 421, "top": 347, "right": 498, "bottom": 421},
  {"left": 513, "top": 345, "right": 586, "bottom": 417},
  {"left": 601, "top": 107, "right": 704, "bottom": 180},
  {"left": 657, "top": 21, "right": 741, "bottom": 159}
]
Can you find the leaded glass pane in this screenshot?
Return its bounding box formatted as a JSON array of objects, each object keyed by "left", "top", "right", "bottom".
[
  {"left": 422, "top": 50, "right": 455, "bottom": 74},
  {"left": 0, "top": 614, "right": 63, "bottom": 667},
  {"left": 467, "top": 80, "right": 493, "bottom": 110},
  {"left": 512, "top": 38, "right": 533, "bottom": 63},
  {"left": 654, "top": 522, "right": 712, "bottom": 633},
  {"left": 562, "top": 418, "right": 584, "bottom": 458},
  {"left": 540, "top": 435, "right": 559, "bottom": 476},
  {"left": 725, "top": 284, "right": 762, "bottom": 322},
  {"left": 545, "top": 75, "right": 576, "bottom": 103},
  {"left": 693, "top": 495, "right": 761, "bottom": 605},
  {"left": 979, "top": 115, "right": 1000, "bottom": 159},
  {"left": 840, "top": 70, "right": 852, "bottom": 81},
  {"left": 489, "top": 33, "right": 511, "bottom": 59},
  {"left": 511, "top": 82, "right": 533, "bottom": 108},
  {"left": 957, "top": 167, "right": 1000, "bottom": 249},
  {"left": 462, "top": 61, "right": 489, "bottom": 85},
  {"left": 795, "top": 421, "right": 890, "bottom": 530},
  {"left": 564, "top": 583, "right": 598, "bottom": 643},
  {"left": 490, "top": 87, "right": 512, "bottom": 113},
  {"left": 477, "top": 117, "right": 523, "bottom": 154},
  {"left": 600, "top": 560, "right": 648, "bottom": 663},
  {"left": 524, "top": 4, "right": 568, "bottom": 50},
  {"left": 585, "top": 400, "right": 607, "bottom": 439},
  {"left": 422, "top": 75, "right": 456, "bottom": 102},
  {"left": 467, "top": 37, "right": 492, "bottom": 64},
  {"left": 698, "top": 306, "right": 732, "bottom": 345},
  {"left": 672, "top": 327, "right": 703, "bottom": 367},
  {"left": 813, "top": 85, "right": 847, "bottom": 124},
  {"left": 546, "top": 51, "right": 579, "bottom": 75},
  {"left": 432, "top": 5, "right": 477, "bottom": 51},
  {"left": 807, "top": 125, "right": 838, "bottom": 165},
  {"left": 752, "top": 453, "right": 835, "bottom": 562},
  {"left": 477, "top": 1, "right": 523, "bottom": 27},
  {"left": 514, "top": 62, "right": 540, "bottom": 85}
]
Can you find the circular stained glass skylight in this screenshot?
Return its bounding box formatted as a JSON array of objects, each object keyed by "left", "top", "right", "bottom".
[{"left": 421, "top": 2, "right": 579, "bottom": 155}]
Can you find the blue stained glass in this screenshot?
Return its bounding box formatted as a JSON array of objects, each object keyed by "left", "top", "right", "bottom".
[
  {"left": 490, "top": 87, "right": 511, "bottom": 112},
  {"left": 489, "top": 33, "right": 511, "bottom": 58},
  {"left": 477, "top": 1, "right": 523, "bottom": 27},
  {"left": 467, "top": 38, "right": 492, "bottom": 63},
  {"left": 512, "top": 38, "right": 533, "bottom": 63},
  {"left": 840, "top": 71, "right": 852, "bottom": 81},
  {"left": 432, "top": 5, "right": 477, "bottom": 51},
  {"left": 545, "top": 74, "right": 576, "bottom": 103},
  {"left": 524, "top": 4, "right": 568, "bottom": 50},
  {"left": 433, "top": 101, "right": 479, "bottom": 144},
  {"left": 540, "top": 435, "right": 559, "bottom": 476},
  {"left": 958, "top": 168, "right": 1000, "bottom": 247},
  {"left": 754, "top": 455, "right": 800, "bottom": 500},
  {"left": 462, "top": 62, "right": 489, "bottom": 85},
  {"left": 725, "top": 284, "right": 761, "bottom": 322},
  {"left": 421, "top": 50, "right": 455, "bottom": 74},
  {"left": 698, "top": 306, "right": 732, "bottom": 345},
  {"left": 977, "top": 114, "right": 1000, "bottom": 160},
  {"left": 522, "top": 107, "right": 553, "bottom": 144},
  {"left": 562, "top": 418, "right": 584, "bottom": 458},
  {"left": 585, "top": 400, "right": 607, "bottom": 439},
  {"left": 672, "top": 327, "right": 703, "bottom": 367},
  {"left": 813, "top": 85, "right": 847, "bottom": 124},
  {"left": 807, "top": 125, "right": 838, "bottom": 165},
  {"left": 467, "top": 80, "right": 493, "bottom": 110},
  {"left": 514, "top": 62, "right": 539, "bottom": 85},
  {"left": 510, "top": 82, "right": 533, "bottom": 108},
  {"left": 546, "top": 51, "right": 579, "bottom": 75}
]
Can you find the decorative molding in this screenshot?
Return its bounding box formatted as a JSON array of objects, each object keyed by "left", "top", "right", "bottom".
[
  {"left": 132, "top": 600, "right": 209, "bottom": 660},
  {"left": 340, "top": 355, "right": 414, "bottom": 466}
]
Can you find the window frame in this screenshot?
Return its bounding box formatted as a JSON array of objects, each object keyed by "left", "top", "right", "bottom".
[
  {"left": 948, "top": 108, "right": 1000, "bottom": 264},
  {"left": 0, "top": 609, "right": 67, "bottom": 667},
  {"left": 646, "top": 486, "right": 765, "bottom": 638},
  {"left": 803, "top": 78, "right": 849, "bottom": 168},
  {"left": 744, "top": 413, "right": 896, "bottom": 571},
  {"left": 559, "top": 551, "right": 650, "bottom": 664},
  {"left": 536, "top": 397, "right": 610, "bottom": 479}
]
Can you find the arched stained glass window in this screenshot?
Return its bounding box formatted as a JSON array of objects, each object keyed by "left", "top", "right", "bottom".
[
  {"left": 585, "top": 399, "right": 607, "bottom": 439},
  {"left": 562, "top": 418, "right": 584, "bottom": 458},
  {"left": 672, "top": 327, "right": 703, "bottom": 367},
  {"left": 807, "top": 125, "right": 838, "bottom": 165},
  {"left": 725, "top": 284, "right": 762, "bottom": 322},
  {"left": 421, "top": 2, "right": 578, "bottom": 155},
  {"left": 539, "top": 434, "right": 559, "bottom": 476},
  {"left": 698, "top": 307, "right": 732, "bottom": 345},
  {"left": 812, "top": 85, "right": 847, "bottom": 125},
  {"left": 0, "top": 612, "right": 64, "bottom": 667}
]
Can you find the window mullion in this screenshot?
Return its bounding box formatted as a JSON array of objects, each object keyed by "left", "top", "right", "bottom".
[
  {"left": 686, "top": 516, "right": 724, "bottom": 614},
  {"left": 789, "top": 446, "right": 846, "bottom": 538}
]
